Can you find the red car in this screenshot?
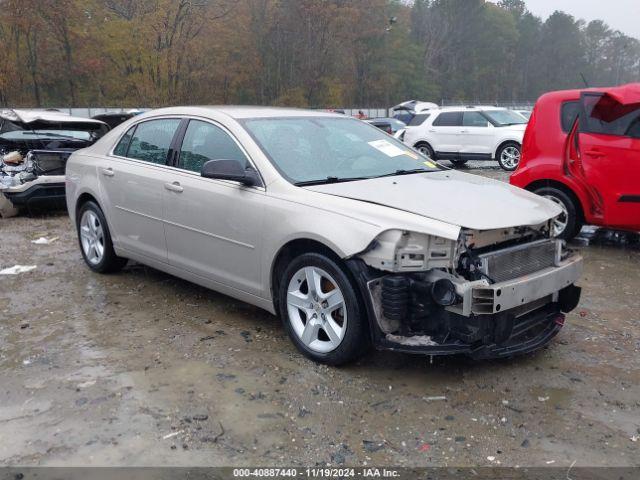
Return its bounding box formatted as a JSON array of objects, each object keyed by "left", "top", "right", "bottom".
[{"left": 511, "top": 83, "right": 640, "bottom": 239}]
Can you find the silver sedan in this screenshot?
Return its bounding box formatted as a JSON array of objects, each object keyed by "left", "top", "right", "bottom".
[{"left": 66, "top": 107, "right": 582, "bottom": 365}]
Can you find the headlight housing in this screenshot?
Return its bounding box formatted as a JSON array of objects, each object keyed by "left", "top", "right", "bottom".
[{"left": 358, "top": 230, "right": 457, "bottom": 272}]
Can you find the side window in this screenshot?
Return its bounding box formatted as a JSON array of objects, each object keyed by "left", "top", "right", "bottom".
[
  {"left": 561, "top": 101, "right": 580, "bottom": 133},
  {"left": 581, "top": 94, "right": 640, "bottom": 138},
  {"left": 127, "top": 119, "right": 181, "bottom": 165},
  {"left": 463, "top": 112, "right": 489, "bottom": 127},
  {"left": 408, "top": 113, "right": 430, "bottom": 126},
  {"left": 627, "top": 115, "right": 640, "bottom": 139},
  {"left": 433, "top": 112, "right": 462, "bottom": 127},
  {"left": 113, "top": 126, "right": 135, "bottom": 156},
  {"left": 179, "top": 120, "right": 248, "bottom": 173}
]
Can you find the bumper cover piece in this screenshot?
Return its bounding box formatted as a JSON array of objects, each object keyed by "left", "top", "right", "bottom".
[{"left": 3, "top": 182, "right": 66, "bottom": 207}]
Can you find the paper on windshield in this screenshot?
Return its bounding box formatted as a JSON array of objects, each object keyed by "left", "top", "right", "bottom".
[{"left": 368, "top": 140, "right": 406, "bottom": 157}]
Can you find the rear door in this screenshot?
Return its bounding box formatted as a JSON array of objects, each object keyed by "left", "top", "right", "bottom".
[
  {"left": 99, "top": 118, "right": 182, "bottom": 262},
  {"left": 460, "top": 111, "right": 494, "bottom": 157},
  {"left": 163, "top": 118, "right": 266, "bottom": 295},
  {"left": 578, "top": 92, "right": 640, "bottom": 229},
  {"left": 430, "top": 111, "right": 463, "bottom": 156}
]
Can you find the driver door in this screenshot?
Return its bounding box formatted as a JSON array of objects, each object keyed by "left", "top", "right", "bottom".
[{"left": 162, "top": 119, "right": 266, "bottom": 295}]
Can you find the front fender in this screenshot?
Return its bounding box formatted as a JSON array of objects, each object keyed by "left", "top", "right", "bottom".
[{"left": 260, "top": 197, "right": 383, "bottom": 306}]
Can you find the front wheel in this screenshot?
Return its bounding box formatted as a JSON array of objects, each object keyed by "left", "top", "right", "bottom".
[
  {"left": 497, "top": 142, "right": 521, "bottom": 171},
  {"left": 278, "top": 253, "right": 368, "bottom": 365},
  {"left": 533, "top": 187, "right": 582, "bottom": 240}
]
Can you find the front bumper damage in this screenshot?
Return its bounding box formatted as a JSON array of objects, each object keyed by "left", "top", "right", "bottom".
[{"left": 347, "top": 240, "right": 583, "bottom": 359}]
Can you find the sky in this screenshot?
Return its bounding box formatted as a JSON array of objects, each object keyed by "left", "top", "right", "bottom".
[{"left": 521, "top": 0, "right": 640, "bottom": 39}]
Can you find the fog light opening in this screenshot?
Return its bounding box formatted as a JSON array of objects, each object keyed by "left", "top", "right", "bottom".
[{"left": 431, "top": 279, "right": 458, "bottom": 306}]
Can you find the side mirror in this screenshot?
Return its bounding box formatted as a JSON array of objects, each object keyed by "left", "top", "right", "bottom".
[{"left": 201, "top": 159, "right": 259, "bottom": 187}]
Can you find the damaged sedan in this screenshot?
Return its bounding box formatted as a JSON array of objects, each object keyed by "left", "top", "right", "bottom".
[
  {"left": 0, "top": 109, "right": 109, "bottom": 217},
  {"left": 65, "top": 107, "right": 582, "bottom": 365}
]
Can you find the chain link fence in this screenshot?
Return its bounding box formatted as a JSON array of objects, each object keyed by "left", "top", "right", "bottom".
[{"left": 24, "top": 102, "right": 535, "bottom": 120}]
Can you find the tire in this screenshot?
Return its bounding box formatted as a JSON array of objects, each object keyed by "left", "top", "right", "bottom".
[
  {"left": 450, "top": 159, "right": 468, "bottom": 168},
  {"left": 533, "top": 187, "right": 582, "bottom": 240},
  {"left": 76, "top": 201, "right": 127, "bottom": 273},
  {"left": 278, "top": 252, "right": 369, "bottom": 365},
  {"left": 415, "top": 142, "right": 435, "bottom": 159},
  {"left": 496, "top": 142, "right": 521, "bottom": 171}
]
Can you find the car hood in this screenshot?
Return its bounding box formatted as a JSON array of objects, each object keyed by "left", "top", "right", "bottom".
[
  {"left": 304, "top": 170, "right": 561, "bottom": 231},
  {"left": 498, "top": 123, "right": 527, "bottom": 132},
  {"left": 4, "top": 109, "right": 106, "bottom": 126}
]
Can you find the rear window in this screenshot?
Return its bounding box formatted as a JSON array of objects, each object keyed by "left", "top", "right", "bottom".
[
  {"left": 113, "top": 126, "right": 135, "bottom": 156},
  {"left": 126, "top": 119, "right": 181, "bottom": 165},
  {"left": 408, "top": 113, "right": 430, "bottom": 126},
  {"left": 581, "top": 94, "right": 640, "bottom": 139},
  {"left": 561, "top": 101, "right": 580, "bottom": 133},
  {"left": 433, "top": 112, "right": 462, "bottom": 127}
]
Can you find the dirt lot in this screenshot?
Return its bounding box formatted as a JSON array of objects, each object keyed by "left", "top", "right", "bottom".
[{"left": 1, "top": 164, "right": 639, "bottom": 467}]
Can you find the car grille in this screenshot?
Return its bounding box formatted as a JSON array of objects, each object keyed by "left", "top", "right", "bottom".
[{"left": 477, "top": 239, "right": 559, "bottom": 283}]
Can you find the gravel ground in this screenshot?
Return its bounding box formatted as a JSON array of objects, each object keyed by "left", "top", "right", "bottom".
[{"left": 0, "top": 163, "right": 639, "bottom": 467}]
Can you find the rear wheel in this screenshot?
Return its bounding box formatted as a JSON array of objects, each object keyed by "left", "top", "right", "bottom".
[
  {"left": 278, "top": 252, "right": 368, "bottom": 365},
  {"left": 533, "top": 187, "right": 582, "bottom": 240},
  {"left": 497, "top": 142, "right": 521, "bottom": 171},
  {"left": 77, "top": 201, "right": 127, "bottom": 273}
]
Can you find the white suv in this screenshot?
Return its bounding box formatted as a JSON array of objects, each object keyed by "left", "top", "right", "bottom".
[{"left": 400, "top": 107, "right": 527, "bottom": 171}]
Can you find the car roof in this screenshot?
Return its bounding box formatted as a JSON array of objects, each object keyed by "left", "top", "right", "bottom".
[
  {"left": 139, "top": 106, "right": 344, "bottom": 120},
  {"left": 537, "top": 82, "right": 640, "bottom": 105},
  {"left": 432, "top": 106, "right": 505, "bottom": 112}
]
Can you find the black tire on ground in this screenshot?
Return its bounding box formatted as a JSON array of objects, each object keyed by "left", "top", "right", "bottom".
[
  {"left": 278, "top": 252, "right": 369, "bottom": 365},
  {"left": 415, "top": 142, "right": 435, "bottom": 159},
  {"left": 450, "top": 159, "right": 468, "bottom": 168},
  {"left": 76, "top": 200, "right": 127, "bottom": 273},
  {"left": 496, "top": 142, "right": 521, "bottom": 171},
  {"left": 533, "top": 186, "right": 582, "bottom": 240}
]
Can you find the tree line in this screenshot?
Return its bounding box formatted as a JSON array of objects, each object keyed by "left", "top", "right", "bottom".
[{"left": 0, "top": 0, "right": 638, "bottom": 109}]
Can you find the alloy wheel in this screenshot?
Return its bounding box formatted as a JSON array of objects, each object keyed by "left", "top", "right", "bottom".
[
  {"left": 544, "top": 194, "right": 569, "bottom": 237},
  {"left": 500, "top": 146, "right": 521, "bottom": 169},
  {"left": 417, "top": 145, "right": 433, "bottom": 158},
  {"left": 80, "top": 210, "right": 105, "bottom": 265},
  {"left": 286, "top": 266, "right": 347, "bottom": 353}
]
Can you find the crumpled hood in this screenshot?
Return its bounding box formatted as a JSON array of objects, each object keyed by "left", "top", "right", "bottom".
[{"left": 305, "top": 170, "right": 561, "bottom": 231}]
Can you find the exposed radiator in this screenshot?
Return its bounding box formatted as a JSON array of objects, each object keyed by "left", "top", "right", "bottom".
[{"left": 477, "top": 239, "right": 559, "bottom": 283}]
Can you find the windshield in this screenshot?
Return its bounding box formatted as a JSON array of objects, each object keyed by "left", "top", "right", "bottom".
[
  {"left": 242, "top": 117, "right": 440, "bottom": 185},
  {"left": 483, "top": 110, "right": 528, "bottom": 126}
]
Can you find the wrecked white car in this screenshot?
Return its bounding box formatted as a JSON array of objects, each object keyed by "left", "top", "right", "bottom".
[
  {"left": 0, "top": 109, "right": 109, "bottom": 217},
  {"left": 65, "top": 107, "right": 582, "bottom": 365}
]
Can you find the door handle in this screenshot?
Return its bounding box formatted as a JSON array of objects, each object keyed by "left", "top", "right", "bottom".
[
  {"left": 164, "top": 181, "right": 184, "bottom": 193},
  {"left": 428, "top": 129, "right": 436, "bottom": 133},
  {"left": 100, "top": 167, "right": 114, "bottom": 177},
  {"left": 585, "top": 150, "right": 605, "bottom": 158},
  {"left": 460, "top": 129, "right": 469, "bottom": 133}
]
